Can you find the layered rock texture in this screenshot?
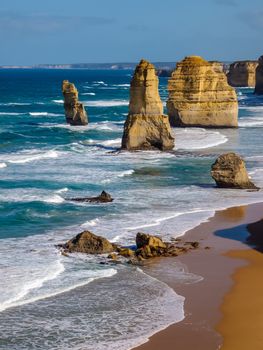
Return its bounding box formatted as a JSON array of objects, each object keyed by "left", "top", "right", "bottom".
[
  {"left": 167, "top": 56, "right": 238, "bottom": 128},
  {"left": 255, "top": 56, "right": 263, "bottom": 95},
  {"left": 227, "top": 61, "right": 258, "bottom": 87},
  {"left": 121, "top": 59, "right": 174, "bottom": 151},
  {"left": 211, "top": 153, "right": 258, "bottom": 189},
  {"left": 62, "top": 80, "right": 88, "bottom": 125}
]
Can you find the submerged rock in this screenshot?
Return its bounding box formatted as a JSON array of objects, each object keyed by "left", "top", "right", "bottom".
[
  {"left": 255, "top": 56, "right": 263, "bottom": 95},
  {"left": 121, "top": 59, "right": 174, "bottom": 151},
  {"left": 156, "top": 68, "right": 173, "bottom": 77},
  {"left": 62, "top": 80, "right": 88, "bottom": 125},
  {"left": 227, "top": 61, "right": 258, "bottom": 87},
  {"left": 211, "top": 153, "right": 258, "bottom": 189},
  {"left": 167, "top": 56, "right": 238, "bottom": 128},
  {"left": 64, "top": 230, "right": 115, "bottom": 254},
  {"left": 68, "top": 191, "right": 113, "bottom": 203}
]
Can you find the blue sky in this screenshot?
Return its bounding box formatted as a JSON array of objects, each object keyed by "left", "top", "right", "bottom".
[{"left": 0, "top": 0, "right": 262, "bottom": 64}]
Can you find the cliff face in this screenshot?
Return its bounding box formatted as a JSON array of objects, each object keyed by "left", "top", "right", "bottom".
[
  {"left": 255, "top": 56, "right": 263, "bottom": 95},
  {"left": 62, "top": 80, "right": 88, "bottom": 125},
  {"left": 122, "top": 59, "right": 174, "bottom": 151},
  {"left": 227, "top": 61, "right": 258, "bottom": 87},
  {"left": 167, "top": 56, "right": 238, "bottom": 128}
]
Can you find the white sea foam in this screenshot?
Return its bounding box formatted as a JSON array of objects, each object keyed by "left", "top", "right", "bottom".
[
  {"left": 0, "top": 162, "right": 7, "bottom": 168},
  {"left": 52, "top": 99, "right": 64, "bottom": 104},
  {"left": 55, "top": 187, "right": 69, "bottom": 193},
  {"left": 92, "top": 81, "right": 107, "bottom": 86},
  {"left": 42, "top": 195, "right": 65, "bottom": 204},
  {"left": 7, "top": 149, "right": 60, "bottom": 164},
  {"left": 29, "top": 112, "right": 63, "bottom": 117},
  {"left": 239, "top": 116, "right": 263, "bottom": 127},
  {"left": 100, "top": 138, "right": 122, "bottom": 147},
  {"left": 174, "top": 128, "right": 228, "bottom": 150},
  {"left": 0, "top": 102, "right": 31, "bottom": 106},
  {"left": 81, "top": 92, "right": 96, "bottom": 96},
  {"left": 84, "top": 100, "right": 129, "bottom": 107},
  {"left": 0, "top": 112, "right": 26, "bottom": 116},
  {"left": 117, "top": 169, "right": 135, "bottom": 177},
  {"left": 0, "top": 260, "right": 65, "bottom": 312}
]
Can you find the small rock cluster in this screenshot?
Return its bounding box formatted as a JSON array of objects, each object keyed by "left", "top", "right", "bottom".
[{"left": 59, "top": 230, "right": 200, "bottom": 264}]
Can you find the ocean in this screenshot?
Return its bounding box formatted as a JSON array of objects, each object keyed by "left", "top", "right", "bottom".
[{"left": 0, "top": 69, "right": 263, "bottom": 349}]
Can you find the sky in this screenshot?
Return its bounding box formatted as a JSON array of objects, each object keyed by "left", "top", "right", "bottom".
[{"left": 0, "top": 0, "right": 262, "bottom": 65}]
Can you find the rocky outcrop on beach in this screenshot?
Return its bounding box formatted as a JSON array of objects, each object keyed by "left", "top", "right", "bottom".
[
  {"left": 121, "top": 59, "right": 174, "bottom": 151},
  {"left": 62, "top": 80, "right": 88, "bottom": 125},
  {"left": 67, "top": 191, "right": 113, "bottom": 203},
  {"left": 227, "top": 61, "right": 258, "bottom": 87},
  {"left": 167, "top": 56, "right": 238, "bottom": 128},
  {"left": 255, "top": 56, "right": 263, "bottom": 95},
  {"left": 211, "top": 153, "right": 258, "bottom": 189},
  {"left": 60, "top": 230, "right": 200, "bottom": 262},
  {"left": 64, "top": 231, "right": 115, "bottom": 254}
]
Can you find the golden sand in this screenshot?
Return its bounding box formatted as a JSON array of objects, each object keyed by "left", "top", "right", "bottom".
[{"left": 218, "top": 248, "right": 263, "bottom": 349}]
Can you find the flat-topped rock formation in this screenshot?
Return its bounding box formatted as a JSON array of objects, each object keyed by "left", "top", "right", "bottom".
[
  {"left": 167, "top": 56, "right": 238, "bottom": 128},
  {"left": 121, "top": 59, "right": 174, "bottom": 151},
  {"left": 255, "top": 56, "right": 263, "bottom": 95},
  {"left": 62, "top": 80, "right": 88, "bottom": 125},
  {"left": 211, "top": 153, "right": 258, "bottom": 189},
  {"left": 227, "top": 61, "right": 258, "bottom": 87}
]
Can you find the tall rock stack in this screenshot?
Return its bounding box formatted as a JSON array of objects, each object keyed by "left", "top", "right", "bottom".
[
  {"left": 167, "top": 56, "right": 238, "bottom": 128},
  {"left": 121, "top": 59, "right": 174, "bottom": 151},
  {"left": 227, "top": 61, "right": 258, "bottom": 87},
  {"left": 62, "top": 80, "right": 88, "bottom": 125},
  {"left": 255, "top": 56, "right": 263, "bottom": 95}
]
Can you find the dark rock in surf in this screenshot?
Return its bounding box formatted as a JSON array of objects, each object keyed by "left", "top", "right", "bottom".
[{"left": 68, "top": 191, "right": 113, "bottom": 203}]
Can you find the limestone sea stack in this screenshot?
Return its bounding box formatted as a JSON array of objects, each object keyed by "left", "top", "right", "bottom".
[
  {"left": 227, "top": 61, "right": 258, "bottom": 87},
  {"left": 167, "top": 56, "right": 238, "bottom": 128},
  {"left": 62, "top": 80, "right": 88, "bottom": 125},
  {"left": 255, "top": 56, "right": 263, "bottom": 95},
  {"left": 121, "top": 59, "right": 174, "bottom": 151},
  {"left": 211, "top": 153, "right": 258, "bottom": 189}
]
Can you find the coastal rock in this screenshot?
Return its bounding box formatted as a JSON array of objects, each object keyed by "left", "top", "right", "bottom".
[
  {"left": 67, "top": 191, "right": 113, "bottom": 203},
  {"left": 136, "top": 232, "right": 167, "bottom": 249},
  {"left": 121, "top": 59, "right": 174, "bottom": 151},
  {"left": 167, "top": 56, "right": 238, "bottom": 128},
  {"left": 64, "top": 230, "right": 115, "bottom": 254},
  {"left": 62, "top": 80, "right": 88, "bottom": 125},
  {"left": 255, "top": 56, "right": 263, "bottom": 95},
  {"left": 209, "top": 61, "right": 224, "bottom": 73},
  {"left": 156, "top": 68, "right": 173, "bottom": 77},
  {"left": 211, "top": 153, "right": 258, "bottom": 189},
  {"left": 135, "top": 232, "right": 167, "bottom": 259},
  {"left": 227, "top": 61, "right": 258, "bottom": 87}
]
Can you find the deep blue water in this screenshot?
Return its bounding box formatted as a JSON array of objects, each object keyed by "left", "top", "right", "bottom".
[{"left": 0, "top": 69, "right": 263, "bottom": 350}]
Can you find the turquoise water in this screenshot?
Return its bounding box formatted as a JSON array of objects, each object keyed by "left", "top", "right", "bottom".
[{"left": 0, "top": 69, "right": 263, "bottom": 349}]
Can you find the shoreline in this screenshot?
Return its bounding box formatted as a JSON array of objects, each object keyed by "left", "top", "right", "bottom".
[{"left": 133, "top": 202, "right": 263, "bottom": 350}]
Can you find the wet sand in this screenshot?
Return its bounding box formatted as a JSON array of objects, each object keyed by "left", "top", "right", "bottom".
[
  {"left": 133, "top": 202, "right": 263, "bottom": 350},
  {"left": 217, "top": 218, "right": 263, "bottom": 350}
]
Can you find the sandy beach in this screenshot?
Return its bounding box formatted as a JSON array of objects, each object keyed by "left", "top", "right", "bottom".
[{"left": 134, "top": 202, "right": 263, "bottom": 350}]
